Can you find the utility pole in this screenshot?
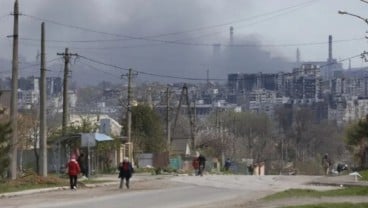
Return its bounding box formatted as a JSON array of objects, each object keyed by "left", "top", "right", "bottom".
[
  {"left": 57, "top": 48, "right": 78, "bottom": 137},
  {"left": 173, "top": 84, "right": 195, "bottom": 150},
  {"left": 39, "top": 22, "right": 47, "bottom": 176},
  {"left": 122, "top": 69, "right": 137, "bottom": 162},
  {"left": 9, "top": 0, "right": 19, "bottom": 180},
  {"left": 166, "top": 87, "right": 171, "bottom": 147}
]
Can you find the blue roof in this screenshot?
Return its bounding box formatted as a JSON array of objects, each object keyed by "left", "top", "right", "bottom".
[
  {"left": 80, "top": 133, "right": 114, "bottom": 147},
  {"left": 94, "top": 133, "right": 113, "bottom": 142}
]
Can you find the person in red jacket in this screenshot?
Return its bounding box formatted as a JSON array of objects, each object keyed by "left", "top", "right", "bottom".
[
  {"left": 192, "top": 156, "right": 199, "bottom": 176},
  {"left": 68, "top": 155, "right": 81, "bottom": 190}
]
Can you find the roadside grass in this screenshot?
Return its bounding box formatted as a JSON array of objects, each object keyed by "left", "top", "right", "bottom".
[
  {"left": 0, "top": 171, "right": 68, "bottom": 194},
  {"left": 263, "top": 187, "right": 368, "bottom": 201},
  {"left": 360, "top": 170, "right": 368, "bottom": 181},
  {"left": 282, "top": 203, "right": 368, "bottom": 208}
]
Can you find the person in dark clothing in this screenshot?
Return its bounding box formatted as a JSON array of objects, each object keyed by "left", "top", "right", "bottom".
[
  {"left": 198, "top": 154, "right": 206, "bottom": 176},
  {"left": 322, "top": 153, "right": 332, "bottom": 175},
  {"left": 68, "top": 155, "right": 81, "bottom": 190},
  {"left": 224, "top": 158, "right": 231, "bottom": 171},
  {"left": 337, "top": 163, "right": 348, "bottom": 174},
  {"left": 77, "top": 153, "right": 88, "bottom": 178},
  {"left": 118, "top": 157, "right": 134, "bottom": 189}
]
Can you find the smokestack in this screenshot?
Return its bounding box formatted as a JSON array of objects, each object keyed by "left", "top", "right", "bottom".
[
  {"left": 328, "top": 35, "right": 332, "bottom": 63},
  {"left": 296, "top": 48, "right": 300, "bottom": 66},
  {"left": 230, "top": 26, "right": 234, "bottom": 44}
]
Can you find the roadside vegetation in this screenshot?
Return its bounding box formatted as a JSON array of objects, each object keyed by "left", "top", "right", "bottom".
[
  {"left": 0, "top": 170, "right": 117, "bottom": 193},
  {"left": 263, "top": 186, "right": 368, "bottom": 201},
  {"left": 0, "top": 170, "right": 67, "bottom": 194},
  {"left": 283, "top": 203, "right": 368, "bottom": 208},
  {"left": 361, "top": 170, "right": 368, "bottom": 181}
]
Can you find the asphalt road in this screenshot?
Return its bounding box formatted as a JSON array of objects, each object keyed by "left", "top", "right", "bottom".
[
  {"left": 1, "top": 174, "right": 366, "bottom": 208},
  {"left": 36, "top": 185, "right": 239, "bottom": 208}
]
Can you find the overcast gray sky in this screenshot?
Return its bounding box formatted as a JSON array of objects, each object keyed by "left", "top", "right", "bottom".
[{"left": 0, "top": 0, "right": 367, "bottom": 85}]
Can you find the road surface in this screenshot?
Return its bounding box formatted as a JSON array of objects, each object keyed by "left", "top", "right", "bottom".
[{"left": 0, "top": 174, "right": 363, "bottom": 208}]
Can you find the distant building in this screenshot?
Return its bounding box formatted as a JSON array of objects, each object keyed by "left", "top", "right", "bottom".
[
  {"left": 343, "top": 97, "right": 368, "bottom": 122},
  {"left": 0, "top": 90, "right": 11, "bottom": 113}
]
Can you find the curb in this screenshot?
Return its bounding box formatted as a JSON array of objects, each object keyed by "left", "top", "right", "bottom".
[
  {"left": 308, "top": 181, "right": 368, "bottom": 187},
  {"left": 0, "top": 186, "right": 70, "bottom": 198}
]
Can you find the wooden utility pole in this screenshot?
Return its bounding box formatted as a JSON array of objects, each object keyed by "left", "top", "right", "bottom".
[
  {"left": 57, "top": 48, "right": 78, "bottom": 137},
  {"left": 39, "top": 22, "right": 47, "bottom": 176},
  {"left": 122, "top": 68, "right": 137, "bottom": 162},
  {"left": 166, "top": 87, "right": 171, "bottom": 147},
  {"left": 127, "top": 68, "right": 132, "bottom": 147},
  {"left": 9, "top": 0, "right": 19, "bottom": 180}
]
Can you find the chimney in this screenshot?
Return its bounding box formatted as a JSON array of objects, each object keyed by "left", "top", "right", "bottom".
[
  {"left": 328, "top": 35, "right": 332, "bottom": 63},
  {"left": 296, "top": 48, "right": 300, "bottom": 66},
  {"left": 230, "top": 26, "right": 234, "bottom": 44}
]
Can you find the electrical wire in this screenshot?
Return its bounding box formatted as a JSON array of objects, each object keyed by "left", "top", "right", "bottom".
[
  {"left": 21, "top": 0, "right": 319, "bottom": 46},
  {"left": 76, "top": 60, "right": 122, "bottom": 80},
  {"left": 78, "top": 53, "right": 363, "bottom": 82},
  {"left": 18, "top": 37, "right": 366, "bottom": 49}
]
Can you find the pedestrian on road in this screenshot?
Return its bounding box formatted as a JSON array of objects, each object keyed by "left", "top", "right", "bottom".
[
  {"left": 198, "top": 154, "right": 206, "bottom": 176},
  {"left": 322, "top": 153, "right": 332, "bottom": 175},
  {"left": 224, "top": 158, "right": 231, "bottom": 172},
  {"left": 192, "top": 156, "right": 199, "bottom": 176},
  {"left": 68, "top": 155, "right": 81, "bottom": 190},
  {"left": 77, "top": 153, "right": 88, "bottom": 178},
  {"left": 118, "top": 157, "right": 134, "bottom": 189}
]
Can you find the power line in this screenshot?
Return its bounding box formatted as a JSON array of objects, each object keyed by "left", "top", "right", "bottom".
[
  {"left": 145, "top": 0, "right": 319, "bottom": 39},
  {"left": 175, "top": 1, "right": 318, "bottom": 42},
  {"left": 77, "top": 60, "right": 122, "bottom": 80},
  {"left": 19, "top": 57, "right": 60, "bottom": 70},
  {"left": 21, "top": 0, "right": 319, "bottom": 46},
  {"left": 18, "top": 36, "right": 366, "bottom": 50},
  {"left": 78, "top": 53, "right": 362, "bottom": 82}
]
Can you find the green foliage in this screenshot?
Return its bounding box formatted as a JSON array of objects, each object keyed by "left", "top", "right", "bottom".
[
  {"left": 263, "top": 187, "right": 368, "bottom": 201},
  {"left": 345, "top": 119, "right": 368, "bottom": 146},
  {"left": 96, "top": 139, "right": 120, "bottom": 173},
  {"left": 283, "top": 203, "right": 368, "bottom": 208},
  {"left": 0, "top": 108, "right": 11, "bottom": 178},
  {"left": 360, "top": 170, "right": 368, "bottom": 181},
  {"left": 48, "top": 116, "right": 99, "bottom": 146},
  {"left": 345, "top": 116, "right": 368, "bottom": 168},
  {"left": 130, "top": 105, "right": 166, "bottom": 153}
]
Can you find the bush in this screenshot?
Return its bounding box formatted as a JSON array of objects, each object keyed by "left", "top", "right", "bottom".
[{"left": 360, "top": 169, "right": 368, "bottom": 181}]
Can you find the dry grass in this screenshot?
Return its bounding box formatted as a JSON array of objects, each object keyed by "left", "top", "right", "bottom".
[{"left": 0, "top": 170, "right": 68, "bottom": 193}]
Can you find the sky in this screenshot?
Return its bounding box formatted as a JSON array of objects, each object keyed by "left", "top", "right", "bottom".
[{"left": 0, "top": 0, "right": 368, "bottom": 85}]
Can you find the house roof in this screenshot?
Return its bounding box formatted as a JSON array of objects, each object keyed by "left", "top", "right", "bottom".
[
  {"left": 81, "top": 133, "right": 113, "bottom": 147},
  {"left": 94, "top": 133, "right": 113, "bottom": 141}
]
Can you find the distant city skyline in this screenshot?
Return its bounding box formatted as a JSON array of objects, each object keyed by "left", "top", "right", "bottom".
[{"left": 0, "top": 0, "right": 367, "bottom": 85}]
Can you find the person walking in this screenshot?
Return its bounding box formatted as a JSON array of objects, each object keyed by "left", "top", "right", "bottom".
[
  {"left": 68, "top": 155, "right": 81, "bottom": 190},
  {"left": 198, "top": 154, "right": 206, "bottom": 176},
  {"left": 192, "top": 156, "right": 200, "bottom": 176},
  {"left": 224, "top": 158, "right": 231, "bottom": 172},
  {"left": 322, "top": 153, "right": 332, "bottom": 175},
  {"left": 77, "top": 153, "right": 88, "bottom": 178},
  {"left": 118, "top": 157, "right": 134, "bottom": 189}
]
